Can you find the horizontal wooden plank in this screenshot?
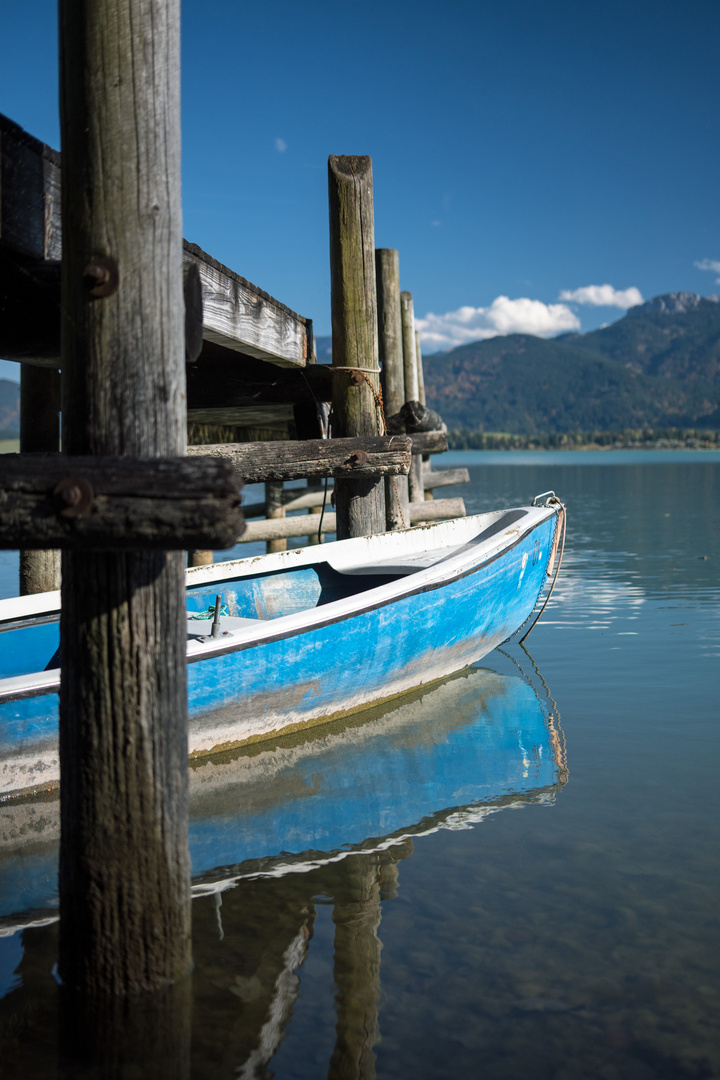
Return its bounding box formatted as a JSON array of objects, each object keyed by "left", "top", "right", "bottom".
[
  {"left": 0, "top": 114, "right": 312, "bottom": 368},
  {"left": 187, "top": 435, "right": 412, "bottom": 483},
  {"left": 0, "top": 454, "right": 243, "bottom": 549},
  {"left": 408, "top": 497, "right": 465, "bottom": 522},
  {"left": 239, "top": 512, "right": 336, "bottom": 542},
  {"left": 234, "top": 497, "right": 464, "bottom": 543},
  {"left": 183, "top": 242, "right": 311, "bottom": 368},
  {"left": 409, "top": 431, "right": 449, "bottom": 455},
  {"left": 423, "top": 467, "right": 470, "bottom": 489}
]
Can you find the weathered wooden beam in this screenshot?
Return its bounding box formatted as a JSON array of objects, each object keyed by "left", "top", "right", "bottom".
[
  {"left": 234, "top": 496, "right": 464, "bottom": 543},
  {"left": 58, "top": 0, "right": 189, "bottom": 998},
  {"left": 187, "top": 434, "right": 411, "bottom": 483},
  {"left": 240, "top": 511, "right": 336, "bottom": 543},
  {"left": 409, "top": 431, "right": 448, "bottom": 455},
  {"left": 0, "top": 454, "right": 242, "bottom": 549},
  {"left": 423, "top": 467, "right": 470, "bottom": 490},
  {"left": 408, "top": 497, "right": 465, "bottom": 522},
  {"left": 183, "top": 241, "right": 311, "bottom": 367},
  {"left": 242, "top": 487, "right": 330, "bottom": 516},
  {"left": 328, "top": 155, "right": 385, "bottom": 538},
  {"left": 0, "top": 254, "right": 204, "bottom": 364},
  {"left": 0, "top": 112, "right": 311, "bottom": 368}
]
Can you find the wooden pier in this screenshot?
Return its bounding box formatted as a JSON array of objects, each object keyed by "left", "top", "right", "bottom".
[{"left": 0, "top": 0, "right": 467, "bottom": 1016}]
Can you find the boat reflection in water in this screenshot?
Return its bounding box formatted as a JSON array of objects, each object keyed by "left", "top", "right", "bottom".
[{"left": 0, "top": 654, "right": 567, "bottom": 1079}]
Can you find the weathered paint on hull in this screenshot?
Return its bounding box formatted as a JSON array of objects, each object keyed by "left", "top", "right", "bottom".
[
  {"left": 0, "top": 509, "right": 561, "bottom": 798},
  {"left": 187, "top": 516, "right": 556, "bottom": 751}
]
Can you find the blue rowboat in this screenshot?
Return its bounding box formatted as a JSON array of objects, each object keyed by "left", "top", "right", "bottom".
[
  {"left": 0, "top": 659, "right": 567, "bottom": 932},
  {"left": 0, "top": 499, "right": 564, "bottom": 800}
]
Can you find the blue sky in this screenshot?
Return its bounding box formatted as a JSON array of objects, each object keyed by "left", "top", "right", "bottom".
[{"left": 2, "top": 0, "right": 719, "bottom": 381}]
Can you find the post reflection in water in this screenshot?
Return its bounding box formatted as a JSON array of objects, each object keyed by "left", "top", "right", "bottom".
[{"left": 0, "top": 652, "right": 567, "bottom": 1078}]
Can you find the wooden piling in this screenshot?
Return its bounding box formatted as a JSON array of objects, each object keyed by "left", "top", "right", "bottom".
[
  {"left": 400, "top": 292, "right": 423, "bottom": 502},
  {"left": 376, "top": 249, "right": 409, "bottom": 530},
  {"left": 265, "top": 481, "right": 287, "bottom": 553},
  {"left": 400, "top": 292, "right": 419, "bottom": 403},
  {"left": 415, "top": 330, "right": 426, "bottom": 406},
  {"left": 58, "top": 0, "right": 190, "bottom": 996},
  {"left": 328, "top": 156, "right": 385, "bottom": 538},
  {"left": 19, "top": 364, "right": 61, "bottom": 593}
]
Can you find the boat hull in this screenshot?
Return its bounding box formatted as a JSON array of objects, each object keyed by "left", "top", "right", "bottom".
[{"left": 0, "top": 507, "right": 561, "bottom": 798}]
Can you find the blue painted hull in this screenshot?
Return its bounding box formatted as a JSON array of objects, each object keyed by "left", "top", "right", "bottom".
[
  {"left": 0, "top": 661, "right": 567, "bottom": 929},
  {"left": 0, "top": 507, "right": 562, "bottom": 796}
]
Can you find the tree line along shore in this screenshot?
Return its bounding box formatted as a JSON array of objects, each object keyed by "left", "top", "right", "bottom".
[{"left": 447, "top": 428, "right": 720, "bottom": 451}]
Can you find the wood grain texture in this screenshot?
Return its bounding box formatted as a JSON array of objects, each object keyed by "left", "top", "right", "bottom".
[
  {"left": 58, "top": 0, "right": 190, "bottom": 996},
  {"left": 184, "top": 242, "right": 310, "bottom": 367},
  {"left": 400, "top": 291, "right": 419, "bottom": 402},
  {"left": 233, "top": 496, "right": 463, "bottom": 543},
  {"left": 0, "top": 112, "right": 62, "bottom": 260},
  {"left": 415, "top": 329, "right": 426, "bottom": 406},
  {"left": 375, "top": 248, "right": 404, "bottom": 417},
  {"left": 19, "top": 365, "right": 61, "bottom": 592},
  {"left": 409, "top": 431, "right": 449, "bottom": 455},
  {"left": 328, "top": 155, "right": 385, "bottom": 537},
  {"left": 188, "top": 435, "right": 411, "bottom": 483},
  {"left": 385, "top": 473, "right": 410, "bottom": 530},
  {"left": 0, "top": 454, "right": 242, "bottom": 549},
  {"left": 423, "top": 467, "right": 470, "bottom": 490}
]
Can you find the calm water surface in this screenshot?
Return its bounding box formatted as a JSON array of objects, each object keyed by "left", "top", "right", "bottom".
[{"left": 0, "top": 451, "right": 718, "bottom": 1079}]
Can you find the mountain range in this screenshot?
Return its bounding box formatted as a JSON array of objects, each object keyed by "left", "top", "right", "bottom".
[{"left": 421, "top": 293, "right": 720, "bottom": 433}]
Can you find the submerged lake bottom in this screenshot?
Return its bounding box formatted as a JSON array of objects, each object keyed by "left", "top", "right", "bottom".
[{"left": 0, "top": 451, "right": 718, "bottom": 1079}]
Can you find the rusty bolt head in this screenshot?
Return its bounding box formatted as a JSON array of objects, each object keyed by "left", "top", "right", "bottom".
[
  {"left": 348, "top": 371, "right": 364, "bottom": 387},
  {"left": 82, "top": 256, "right": 119, "bottom": 298},
  {"left": 348, "top": 450, "right": 369, "bottom": 467},
  {"left": 54, "top": 476, "right": 95, "bottom": 518}
]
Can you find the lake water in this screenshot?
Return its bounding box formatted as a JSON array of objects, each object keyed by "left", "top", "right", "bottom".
[{"left": 0, "top": 450, "right": 719, "bottom": 1078}]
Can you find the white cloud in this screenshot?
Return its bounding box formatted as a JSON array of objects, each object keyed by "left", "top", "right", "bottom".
[
  {"left": 416, "top": 296, "right": 580, "bottom": 351},
  {"left": 558, "top": 284, "right": 643, "bottom": 308},
  {"left": 695, "top": 258, "right": 720, "bottom": 284},
  {"left": 275, "top": 137, "right": 287, "bottom": 153}
]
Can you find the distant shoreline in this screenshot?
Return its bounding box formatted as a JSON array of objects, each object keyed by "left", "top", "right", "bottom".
[{"left": 447, "top": 429, "right": 720, "bottom": 452}]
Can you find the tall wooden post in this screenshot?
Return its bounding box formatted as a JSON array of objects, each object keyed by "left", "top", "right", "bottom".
[
  {"left": 415, "top": 330, "right": 426, "bottom": 406},
  {"left": 401, "top": 292, "right": 423, "bottom": 502},
  {"left": 19, "top": 364, "right": 61, "bottom": 593},
  {"left": 328, "top": 156, "right": 385, "bottom": 538},
  {"left": 400, "top": 291, "right": 419, "bottom": 403},
  {"left": 376, "top": 249, "right": 409, "bottom": 530},
  {"left": 58, "top": 0, "right": 190, "bottom": 997}
]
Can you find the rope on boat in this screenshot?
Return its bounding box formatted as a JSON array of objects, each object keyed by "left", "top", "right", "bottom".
[{"left": 518, "top": 497, "right": 567, "bottom": 644}]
